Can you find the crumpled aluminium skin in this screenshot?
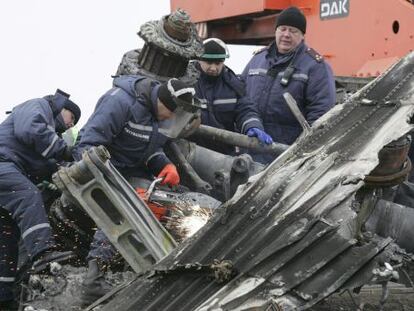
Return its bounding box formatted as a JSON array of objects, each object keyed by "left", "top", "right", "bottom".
[{"left": 100, "top": 52, "right": 414, "bottom": 310}]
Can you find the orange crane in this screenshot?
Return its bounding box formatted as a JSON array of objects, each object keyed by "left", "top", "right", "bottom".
[{"left": 170, "top": 0, "right": 414, "bottom": 80}]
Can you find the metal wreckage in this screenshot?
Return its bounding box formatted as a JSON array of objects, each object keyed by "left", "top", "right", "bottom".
[{"left": 23, "top": 10, "right": 414, "bottom": 311}]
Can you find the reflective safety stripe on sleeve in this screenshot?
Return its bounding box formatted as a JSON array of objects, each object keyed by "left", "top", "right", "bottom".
[
  {"left": 146, "top": 152, "right": 165, "bottom": 165},
  {"left": 292, "top": 73, "right": 309, "bottom": 81},
  {"left": 21, "top": 223, "right": 51, "bottom": 240},
  {"left": 212, "top": 98, "right": 237, "bottom": 105},
  {"left": 41, "top": 134, "right": 59, "bottom": 157},
  {"left": 241, "top": 117, "right": 261, "bottom": 134}
]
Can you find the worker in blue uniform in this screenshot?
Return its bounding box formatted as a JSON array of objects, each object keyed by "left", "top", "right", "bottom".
[
  {"left": 241, "top": 6, "right": 336, "bottom": 164},
  {"left": 193, "top": 38, "right": 273, "bottom": 154},
  {"left": 0, "top": 89, "right": 81, "bottom": 310},
  {"left": 73, "top": 76, "right": 201, "bottom": 304}
]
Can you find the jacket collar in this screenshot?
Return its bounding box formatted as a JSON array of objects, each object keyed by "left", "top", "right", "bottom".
[{"left": 266, "top": 41, "right": 305, "bottom": 67}]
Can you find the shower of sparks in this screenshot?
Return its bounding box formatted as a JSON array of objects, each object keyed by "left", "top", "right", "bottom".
[{"left": 164, "top": 200, "right": 213, "bottom": 243}]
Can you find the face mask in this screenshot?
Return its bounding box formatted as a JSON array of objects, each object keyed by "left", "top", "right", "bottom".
[{"left": 158, "top": 106, "right": 199, "bottom": 139}]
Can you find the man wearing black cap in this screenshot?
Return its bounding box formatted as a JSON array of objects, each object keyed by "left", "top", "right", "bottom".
[
  {"left": 241, "top": 6, "right": 336, "bottom": 164},
  {"left": 73, "top": 74, "right": 200, "bottom": 304},
  {"left": 194, "top": 38, "right": 273, "bottom": 154},
  {"left": 74, "top": 76, "right": 199, "bottom": 185},
  {"left": 0, "top": 89, "right": 80, "bottom": 310}
]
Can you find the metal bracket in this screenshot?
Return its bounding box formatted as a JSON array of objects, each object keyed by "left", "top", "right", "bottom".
[
  {"left": 283, "top": 92, "right": 311, "bottom": 134},
  {"left": 52, "top": 146, "right": 177, "bottom": 274}
]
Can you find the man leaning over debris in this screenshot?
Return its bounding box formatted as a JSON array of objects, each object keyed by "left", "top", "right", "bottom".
[
  {"left": 241, "top": 6, "right": 336, "bottom": 164},
  {"left": 73, "top": 75, "right": 200, "bottom": 304},
  {"left": 0, "top": 89, "right": 80, "bottom": 310},
  {"left": 193, "top": 38, "right": 272, "bottom": 154}
]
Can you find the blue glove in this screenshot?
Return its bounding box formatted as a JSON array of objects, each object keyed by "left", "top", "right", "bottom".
[{"left": 246, "top": 127, "right": 273, "bottom": 145}]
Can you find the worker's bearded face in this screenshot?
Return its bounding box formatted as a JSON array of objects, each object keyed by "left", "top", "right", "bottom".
[
  {"left": 275, "top": 25, "right": 304, "bottom": 54},
  {"left": 199, "top": 60, "right": 225, "bottom": 76}
]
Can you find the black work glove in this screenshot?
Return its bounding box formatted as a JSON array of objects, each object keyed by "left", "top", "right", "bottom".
[{"left": 62, "top": 145, "right": 74, "bottom": 162}]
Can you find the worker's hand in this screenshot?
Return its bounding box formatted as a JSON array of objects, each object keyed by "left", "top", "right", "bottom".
[
  {"left": 157, "top": 164, "right": 180, "bottom": 186},
  {"left": 62, "top": 145, "right": 74, "bottom": 162},
  {"left": 246, "top": 127, "right": 273, "bottom": 145},
  {"left": 37, "top": 180, "right": 58, "bottom": 191}
]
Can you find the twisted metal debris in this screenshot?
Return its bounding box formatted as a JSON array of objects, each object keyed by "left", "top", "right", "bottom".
[
  {"left": 138, "top": 9, "right": 203, "bottom": 59},
  {"left": 99, "top": 52, "right": 414, "bottom": 311},
  {"left": 117, "top": 9, "right": 203, "bottom": 81}
]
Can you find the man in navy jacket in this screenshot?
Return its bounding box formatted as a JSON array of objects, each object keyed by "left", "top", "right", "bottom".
[
  {"left": 0, "top": 90, "right": 80, "bottom": 310},
  {"left": 74, "top": 76, "right": 200, "bottom": 304},
  {"left": 194, "top": 38, "right": 273, "bottom": 154},
  {"left": 241, "top": 6, "right": 336, "bottom": 163},
  {"left": 74, "top": 76, "right": 199, "bottom": 184}
]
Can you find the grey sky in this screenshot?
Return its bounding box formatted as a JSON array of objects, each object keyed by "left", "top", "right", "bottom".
[{"left": 0, "top": 0, "right": 258, "bottom": 126}]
